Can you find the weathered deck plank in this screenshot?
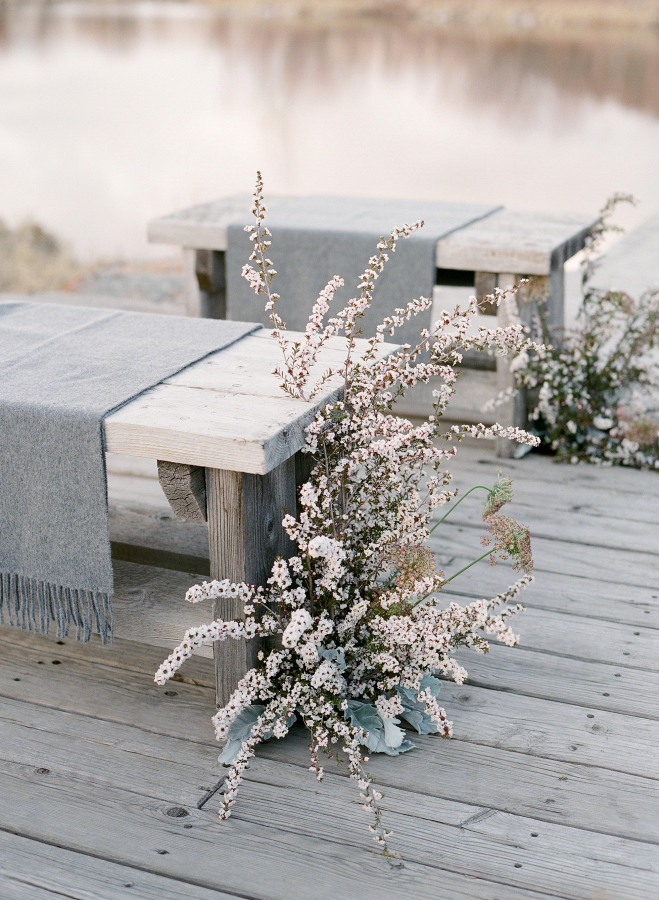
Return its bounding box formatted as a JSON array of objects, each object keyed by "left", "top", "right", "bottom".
[
  {"left": 3, "top": 625, "right": 659, "bottom": 842},
  {"left": 0, "top": 629, "right": 216, "bottom": 743},
  {"left": 5, "top": 620, "right": 657, "bottom": 778},
  {"left": 0, "top": 764, "right": 561, "bottom": 900},
  {"left": 1, "top": 685, "right": 656, "bottom": 846},
  {"left": 2, "top": 443, "right": 659, "bottom": 898},
  {"left": 105, "top": 501, "right": 659, "bottom": 633},
  {"left": 452, "top": 642, "right": 659, "bottom": 719},
  {"left": 0, "top": 831, "right": 236, "bottom": 900},
  {"left": 2, "top": 726, "right": 658, "bottom": 900},
  {"left": 443, "top": 568, "right": 659, "bottom": 628},
  {"left": 429, "top": 527, "right": 658, "bottom": 589}
]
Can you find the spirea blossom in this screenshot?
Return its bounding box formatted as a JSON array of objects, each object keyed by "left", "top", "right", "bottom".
[
  {"left": 511, "top": 195, "right": 659, "bottom": 469},
  {"left": 155, "top": 173, "right": 537, "bottom": 861}
]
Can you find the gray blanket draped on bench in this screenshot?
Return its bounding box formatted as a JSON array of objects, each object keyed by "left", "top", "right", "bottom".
[
  {"left": 0, "top": 301, "right": 259, "bottom": 642},
  {"left": 226, "top": 196, "right": 501, "bottom": 347}
]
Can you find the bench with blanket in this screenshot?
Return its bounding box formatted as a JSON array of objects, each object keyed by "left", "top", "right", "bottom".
[
  {"left": 148, "top": 195, "right": 597, "bottom": 455},
  {"left": 0, "top": 302, "right": 387, "bottom": 704}
]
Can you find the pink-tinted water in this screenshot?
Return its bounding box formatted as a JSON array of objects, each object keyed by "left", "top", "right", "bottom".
[{"left": 1, "top": 2, "right": 658, "bottom": 259}]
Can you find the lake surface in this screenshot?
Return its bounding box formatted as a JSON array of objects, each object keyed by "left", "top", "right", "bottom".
[{"left": 1, "top": 1, "right": 659, "bottom": 260}]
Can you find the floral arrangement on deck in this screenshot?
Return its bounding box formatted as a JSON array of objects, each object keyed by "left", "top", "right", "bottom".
[
  {"left": 155, "top": 174, "right": 538, "bottom": 857},
  {"left": 512, "top": 198, "right": 659, "bottom": 469}
]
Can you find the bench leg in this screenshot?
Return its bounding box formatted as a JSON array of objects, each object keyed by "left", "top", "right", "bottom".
[
  {"left": 496, "top": 269, "right": 563, "bottom": 457},
  {"left": 205, "top": 458, "right": 297, "bottom": 707},
  {"left": 182, "top": 248, "right": 227, "bottom": 319},
  {"left": 496, "top": 274, "right": 527, "bottom": 458}
]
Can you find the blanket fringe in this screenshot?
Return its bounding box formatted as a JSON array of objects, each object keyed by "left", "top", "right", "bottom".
[{"left": 0, "top": 572, "right": 113, "bottom": 644}]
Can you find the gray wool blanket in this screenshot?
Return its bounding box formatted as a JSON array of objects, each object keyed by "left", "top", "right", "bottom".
[
  {"left": 227, "top": 196, "right": 501, "bottom": 347},
  {"left": 0, "top": 301, "right": 259, "bottom": 642}
]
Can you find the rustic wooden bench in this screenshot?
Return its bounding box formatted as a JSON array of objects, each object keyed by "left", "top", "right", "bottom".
[
  {"left": 104, "top": 327, "right": 386, "bottom": 707},
  {"left": 148, "top": 198, "right": 597, "bottom": 455}
]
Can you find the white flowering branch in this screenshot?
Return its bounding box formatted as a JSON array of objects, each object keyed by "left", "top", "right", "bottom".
[
  {"left": 156, "top": 174, "right": 539, "bottom": 860},
  {"left": 511, "top": 195, "right": 659, "bottom": 468}
]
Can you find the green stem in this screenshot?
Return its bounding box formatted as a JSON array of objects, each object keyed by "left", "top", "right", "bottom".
[
  {"left": 443, "top": 549, "right": 494, "bottom": 584},
  {"left": 429, "top": 486, "right": 492, "bottom": 533},
  {"left": 411, "top": 548, "right": 494, "bottom": 607}
]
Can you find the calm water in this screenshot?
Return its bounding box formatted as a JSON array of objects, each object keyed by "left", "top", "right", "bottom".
[{"left": 2, "top": 1, "right": 659, "bottom": 260}]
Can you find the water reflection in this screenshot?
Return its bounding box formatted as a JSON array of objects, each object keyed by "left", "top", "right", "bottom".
[
  {"left": 4, "top": 3, "right": 659, "bottom": 119},
  {"left": 1, "top": 1, "right": 658, "bottom": 258}
]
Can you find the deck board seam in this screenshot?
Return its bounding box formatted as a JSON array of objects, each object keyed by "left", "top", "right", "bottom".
[
  {"left": 0, "top": 691, "right": 217, "bottom": 748},
  {"left": 478, "top": 644, "right": 659, "bottom": 675},
  {"left": 426, "top": 737, "right": 659, "bottom": 782},
  {"left": 238, "top": 769, "right": 659, "bottom": 847},
  {"left": 442, "top": 591, "right": 659, "bottom": 629},
  {"left": 0, "top": 825, "right": 254, "bottom": 900},
  {"left": 5, "top": 697, "right": 657, "bottom": 846},
  {"left": 434, "top": 519, "right": 659, "bottom": 559},
  {"left": 0, "top": 805, "right": 577, "bottom": 900},
  {"left": 439, "top": 562, "right": 657, "bottom": 592},
  {"left": 460, "top": 677, "right": 659, "bottom": 720},
  {"left": 0, "top": 875, "right": 80, "bottom": 900}
]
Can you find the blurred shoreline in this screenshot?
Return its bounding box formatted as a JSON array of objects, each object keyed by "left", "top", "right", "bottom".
[{"left": 1, "top": 0, "right": 659, "bottom": 35}]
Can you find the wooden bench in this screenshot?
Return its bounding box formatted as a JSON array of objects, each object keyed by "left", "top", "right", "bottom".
[
  {"left": 104, "top": 327, "right": 387, "bottom": 706},
  {"left": 148, "top": 198, "right": 597, "bottom": 455}
]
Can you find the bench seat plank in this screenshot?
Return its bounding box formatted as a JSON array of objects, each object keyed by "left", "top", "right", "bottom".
[
  {"left": 435, "top": 208, "right": 597, "bottom": 275},
  {"left": 104, "top": 331, "right": 379, "bottom": 474},
  {"left": 148, "top": 197, "right": 596, "bottom": 277}
]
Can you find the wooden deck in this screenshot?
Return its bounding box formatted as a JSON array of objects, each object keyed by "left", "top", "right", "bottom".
[{"left": 1, "top": 444, "right": 658, "bottom": 899}]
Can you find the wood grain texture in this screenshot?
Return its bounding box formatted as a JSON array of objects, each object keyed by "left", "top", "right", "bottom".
[
  {"left": 438, "top": 681, "right": 659, "bottom": 779},
  {"left": 435, "top": 209, "right": 596, "bottom": 275},
  {"left": 109, "top": 501, "right": 209, "bottom": 560},
  {"left": 2, "top": 628, "right": 658, "bottom": 846},
  {"left": 428, "top": 526, "right": 659, "bottom": 590},
  {"left": 2, "top": 613, "right": 659, "bottom": 896},
  {"left": 0, "top": 831, "right": 237, "bottom": 900},
  {"left": 2, "top": 746, "right": 657, "bottom": 900},
  {"left": 445, "top": 570, "right": 659, "bottom": 630},
  {"left": 0, "top": 628, "right": 217, "bottom": 742},
  {"left": 432, "top": 487, "right": 659, "bottom": 554},
  {"left": 446, "top": 445, "right": 659, "bottom": 526},
  {"left": 148, "top": 197, "right": 594, "bottom": 277},
  {"left": 452, "top": 640, "right": 659, "bottom": 718},
  {"left": 5, "top": 423, "right": 659, "bottom": 897},
  {"left": 0, "top": 621, "right": 216, "bottom": 687},
  {"left": 207, "top": 459, "right": 297, "bottom": 706},
  {"left": 157, "top": 460, "right": 208, "bottom": 522},
  {"left": 0, "top": 764, "right": 558, "bottom": 900},
  {"left": 2, "top": 742, "right": 658, "bottom": 900},
  {"left": 111, "top": 559, "right": 214, "bottom": 658},
  {"left": 255, "top": 726, "right": 659, "bottom": 845},
  {"left": 104, "top": 331, "right": 392, "bottom": 474}
]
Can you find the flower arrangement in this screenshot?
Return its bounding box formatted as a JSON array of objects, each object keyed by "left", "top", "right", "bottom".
[
  {"left": 155, "top": 174, "right": 538, "bottom": 857},
  {"left": 513, "top": 198, "right": 659, "bottom": 468}
]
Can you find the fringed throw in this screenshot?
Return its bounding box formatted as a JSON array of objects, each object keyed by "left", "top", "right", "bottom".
[
  {"left": 0, "top": 573, "right": 112, "bottom": 644},
  {"left": 0, "top": 301, "right": 259, "bottom": 643}
]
